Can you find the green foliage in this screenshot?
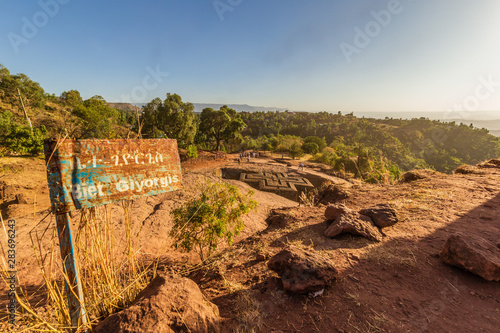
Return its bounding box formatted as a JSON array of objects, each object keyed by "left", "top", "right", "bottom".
[
  {"left": 187, "top": 144, "right": 198, "bottom": 158},
  {"left": 197, "top": 105, "right": 246, "bottom": 151},
  {"left": 302, "top": 142, "right": 319, "bottom": 155},
  {"left": 0, "top": 112, "right": 47, "bottom": 155},
  {"left": 240, "top": 110, "right": 500, "bottom": 176},
  {"left": 289, "top": 142, "right": 304, "bottom": 159},
  {"left": 170, "top": 180, "right": 258, "bottom": 261},
  {"left": 72, "top": 96, "right": 120, "bottom": 139},
  {"left": 0, "top": 64, "right": 46, "bottom": 109},
  {"left": 60, "top": 89, "right": 83, "bottom": 107},
  {"left": 303, "top": 136, "right": 326, "bottom": 152},
  {"left": 141, "top": 93, "right": 197, "bottom": 147}
]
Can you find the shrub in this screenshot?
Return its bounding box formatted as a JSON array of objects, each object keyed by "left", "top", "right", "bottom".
[
  {"left": 0, "top": 112, "right": 47, "bottom": 155},
  {"left": 170, "top": 180, "right": 258, "bottom": 261},
  {"left": 302, "top": 142, "right": 319, "bottom": 155},
  {"left": 187, "top": 144, "right": 198, "bottom": 158}
]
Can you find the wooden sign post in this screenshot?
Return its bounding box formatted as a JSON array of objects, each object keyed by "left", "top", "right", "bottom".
[{"left": 44, "top": 139, "right": 182, "bottom": 330}]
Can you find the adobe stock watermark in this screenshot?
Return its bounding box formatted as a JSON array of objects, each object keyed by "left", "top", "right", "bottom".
[
  {"left": 340, "top": 0, "right": 410, "bottom": 64},
  {"left": 120, "top": 65, "right": 169, "bottom": 103},
  {"left": 7, "top": 0, "right": 71, "bottom": 54},
  {"left": 413, "top": 74, "right": 500, "bottom": 156},
  {"left": 213, "top": 0, "right": 243, "bottom": 22}
]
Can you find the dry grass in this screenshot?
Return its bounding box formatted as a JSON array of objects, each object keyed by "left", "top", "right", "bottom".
[
  {"left": 233, "top": 289, "right": 263, "bottom": 332},
  {"left": 364, "top": 242, "right": 418, "bottom": 267},
  {"left": 454, "top": 165, "right": 484, "bottom": 175},
  {"left": 0, "top": 202, "right": 157, "bottom": 332}
]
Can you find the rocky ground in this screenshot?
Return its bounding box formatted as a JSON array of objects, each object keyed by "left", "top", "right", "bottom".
[{"left": 0, "top": 153, "right": 499, "bottom": 332}]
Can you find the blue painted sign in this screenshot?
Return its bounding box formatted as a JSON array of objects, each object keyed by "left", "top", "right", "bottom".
[{"left": 44, "top": 139, "right": 182, "bottom": 213}]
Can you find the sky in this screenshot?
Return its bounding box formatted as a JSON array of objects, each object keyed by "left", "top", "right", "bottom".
[{"left": 1, "top": 0, "right": 500, "bottom": 114}]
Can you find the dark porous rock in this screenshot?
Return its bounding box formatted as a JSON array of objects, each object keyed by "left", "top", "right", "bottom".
[
  {"left": 94, "top": 273, "right": 220, "bottom": 333},
  {"left": 15, "top": 193, "right": 28, "bottom": 204},
  {"left": 454, "top": 165, "right": 484, "bottom": 175},
  {"left": 267, "top": 245, "right": 338, "bottom": 294},
  {"left": 325, "top": 204, "right": 352, "bottom": 221},
  {"left": 440, "top": 233, "right": 500, "bottom": 281},
  {"left": 401, "top": 169, "right": 437, "bottom": 182},
  {"left": 324, "top": 211, "right": 382, "bottom": 242},
  {"left": 359, "top": 204, "right": 398, "bottom": 228},
  {"left": 266, "top": 208, "right": 296, "bottom": 228},
  {"left": 477, "top": 158, "right": 500, "bottom": 168},
  {"left": 316, "top": 184, "right": 350, "bottom": 204}
]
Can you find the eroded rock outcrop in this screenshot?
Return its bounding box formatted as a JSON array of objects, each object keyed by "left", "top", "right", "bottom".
[
  {"left": 324, "top": 211, "right": 383, "bottom": 242},
  {"left": 324, "top": 203, "right": 352, "bottom": 221},
  {"left": 267, "top": 246, "right": 338, "bottom": 294},
  {"left": 359, "top": 204, "right": 398, "bottom": 228},
  {"left": 94, "top": 273, "right": 220, "bottom": 333},
  {"left": 440, "top": 233, "right": 500, "bottom": 281}
]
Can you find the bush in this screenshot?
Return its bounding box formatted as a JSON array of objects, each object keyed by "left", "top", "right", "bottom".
[
  {"left": 170, "top": 180, "right": 258, "bottom": 261},
  {"left": 302, "top": 142, "right": 319, "bottom": 155},
  {"left": 4, "top": 125, "right": 47, "bottom": 155},
  {"left": 0, "top": 112, "right": 47, "bottom": 155},
  {"left": 187, "top": 144, "right": 198, "bottom": 158},
  {"left": 289, "top": 143, "right": 304, "bottom": 159}
]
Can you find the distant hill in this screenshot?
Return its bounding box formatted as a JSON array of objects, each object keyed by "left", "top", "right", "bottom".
[
  {"left": 108, "top": 103, "right": 139, "bottom": 112},
  {"left": 190, "top": 103, "right": 288, "bottom": 113},
  {"left": 114, "top": 102, "right": 288, "bottom": 114},
  {"left": 353, "top": 111, "right": 500, "bottom": 137}
]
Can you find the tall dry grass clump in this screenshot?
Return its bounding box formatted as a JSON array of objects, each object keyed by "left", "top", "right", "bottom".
[{"left": 0, "top": 201, "right": 157, "bottom": 332}]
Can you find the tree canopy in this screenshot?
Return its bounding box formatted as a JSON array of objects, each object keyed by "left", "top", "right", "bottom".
[
  {"left": 141, "top": 93, "right": 197, "bottom": 147},
  {"left": 197, "top": 105, "right": 246, "bottom": 151}
]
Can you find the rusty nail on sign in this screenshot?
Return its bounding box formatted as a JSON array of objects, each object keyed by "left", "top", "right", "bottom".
[{"left": 44, "top": 138, "right": 183, "bottom": 330}]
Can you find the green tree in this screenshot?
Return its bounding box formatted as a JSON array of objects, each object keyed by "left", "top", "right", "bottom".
[
  {"left": 170, "top": 181, "right": 257, "bottom": 261},
  {"left": 72, "top": 96, "right": 119, "bottom": 138},
  {"left": 302, "top": 142, "right": 320, "bottom": 155},
  {"left": 302, "top": 136, "right": 326, "bottom": 152},
  {"left": 0, "top": 65, "right": 46, "bottom": 110},
  {"left": 198, "top": 105, "right": 246, "bottom": 151},
  {"left": 289, "top": 142, "right": 304, "bottom": 159},
  {"left": 60, "top": 90, "right": 83, "bottom": 107},
  {"left": 0, "top": 111, "right": 47, "bottom": 155},
  {"left": 141, "top": 93, "right": 197, "bottom": 147}
]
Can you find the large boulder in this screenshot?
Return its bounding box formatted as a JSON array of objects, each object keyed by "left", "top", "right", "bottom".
[
  {"left": 316, "top": 184, "right": 350, "bottom": 204},
  {"left": 94, "top": 273, "right": 220, "bottom": 333},
  {"left": 359, "top": 204, "right": 398, "bottom": 228},
  {"left": 440, "top": 233, "right": 500, "bottom": 281},
  {"left": 324, "top": 211, "right": 382, "bottom": 242},
  {"left": 266, "top": 208, "right": 296, "bottom": 228},
  {"left": 267, "top": 246, "right": 338, "bottom": 294},
  {"left": 324, "top": 203, "right": 352, "bottom": 221},
  {"left": 401, "top": 169, "right": 437, "bottom": 182}
]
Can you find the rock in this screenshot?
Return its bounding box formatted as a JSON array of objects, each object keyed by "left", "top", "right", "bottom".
[
  {"left": 359, "top": 204, "right": 398, "bottom": 228},
  {"left": 477, "top": 159, "right": 500, "bottom": 169},
  {"left": 454, "top": 165, "right": 484, "bottom": 175},
  {"left": 94, "top": 273, "right": 220, "bottom": 333},
  {"left": 15, "top": 193, "right": 27, "bottom": 204},
  {"left": 440, "top": 233, "right": 500, "bottom": 281},
  {"left": 324, "top": 211, "right": 382, "bottom": 242},
  {"left": 316, "top": 184, "right": 350, "bottom": 204},
  {"left": 401, "top": 169, "right": 436, "bottom": 182},
  {"left": 325, "top": 204, "right": 352, "bottom": 221},
  {"left": 255, "top": 253, "right": 266, "bottom": 261},
  {"left": 266, "top": 208, "right": 296, "bottom": 228},
  {"left": 267, "top": 246, "right": 338, "bottom": 294}
]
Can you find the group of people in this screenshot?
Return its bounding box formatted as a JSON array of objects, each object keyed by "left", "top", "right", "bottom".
[{"left": 237, "top": 151, "right": 260, "bottom": 163}]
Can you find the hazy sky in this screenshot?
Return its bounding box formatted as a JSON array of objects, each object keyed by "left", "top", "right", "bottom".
[{"left": 2, "top": 0, "right": 500, "bottom": 113}]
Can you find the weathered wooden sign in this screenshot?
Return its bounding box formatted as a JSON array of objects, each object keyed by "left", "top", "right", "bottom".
[
  {"left": 44, "top": 138, "right": 182, "bottom": 330},
  {"left": 44, "top": 139, "right": 182, "bottom": 213}
]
